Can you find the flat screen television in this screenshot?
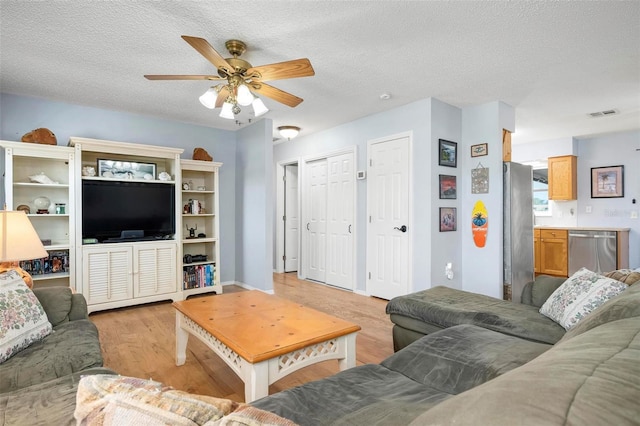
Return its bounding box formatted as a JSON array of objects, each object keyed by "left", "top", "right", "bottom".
[{"left": 82, "top": 180, "right": 175, "bottom": 243}]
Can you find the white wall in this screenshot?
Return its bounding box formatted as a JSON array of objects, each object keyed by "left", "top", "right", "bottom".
[{"left": 0, "top": 92, "right": 239, "bottom": 283}]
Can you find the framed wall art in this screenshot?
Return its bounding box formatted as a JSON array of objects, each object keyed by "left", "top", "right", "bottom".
[
  {"left": 439, "top": 175, "right": 457, "bottom": 199},
  {"left": 471, "top": 143, "right": 488, "bottom": 157},
  {"left": 591, "top": 165, "right": 624, "bottom": 198},
  {"left": 98, "top": 159, "right": 156, "bottom": 180},
  {"left": 438, "top": 139, "right": 457, "bottom": 168},
  {"left": 439, "top": 207, "right": 457, "bottom": 232}
]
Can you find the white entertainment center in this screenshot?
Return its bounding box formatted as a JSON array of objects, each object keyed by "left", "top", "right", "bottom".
[{"left": 1, "top": 137, "right": 223, "bottom": 313}]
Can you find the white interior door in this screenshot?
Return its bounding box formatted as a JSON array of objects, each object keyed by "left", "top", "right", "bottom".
[
  {"left": 367, "top": 136, "right": 410, "bottom": 299},
  {"left": 306, "top": 159, "right": 327, "bottom": 282},
  {"left": 326, "top": 152, "right": 354, "bottom": 289},
  {"left": 284, "top": 165, "right": 299, "bottom": 272}
]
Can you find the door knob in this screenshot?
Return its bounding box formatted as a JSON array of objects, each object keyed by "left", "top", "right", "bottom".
[{"left": 394, "top": 225, "right": 407, "bottom": 233}]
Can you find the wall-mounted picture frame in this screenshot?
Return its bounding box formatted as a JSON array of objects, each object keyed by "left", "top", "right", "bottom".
[
  {"left": 471, "top": 143, "right": 488, "bottom": 157},
  {"left": 438, "top": 139, "right": 457, "bottom": 168},
  {"left": 591, "top": 165, "right": 624, "bottom": 198},
  {"left": 439, "top": 175, "right": 457, "bottom": 199},
  {"left": 439, "top": 207, "right": 457, "bottom": 232},
  {"left": 97, "top": 158, "right": 157, "bottom": 180}
]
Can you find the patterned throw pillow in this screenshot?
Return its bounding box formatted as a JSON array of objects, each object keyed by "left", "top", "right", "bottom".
[
  {"left": 604, "top": 269, "right": 640, "bottom": 286},
  {"left": 539, "top": 268, "right": 628, "bottom": 330},
  {"left": 0, "top": 270, "right": 52, "bottom": 363},
  {"left": 75, "top": 375, "right": 298, "bottom": 425}
]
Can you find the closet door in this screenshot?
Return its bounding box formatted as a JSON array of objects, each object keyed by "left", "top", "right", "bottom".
[
  {"left": 306, "top": 159, "right": 327, "bottom": 282},
  {"left": 326, "top": 152, "right": 354, "bottom": 289}
]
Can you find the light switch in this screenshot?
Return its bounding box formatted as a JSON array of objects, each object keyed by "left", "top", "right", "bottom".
[
  {"left": 631, "top": 210, "right": 638, "bottom": 219},
  {"left": 585, "top": 206, "right": 592, "bottom": 213}
]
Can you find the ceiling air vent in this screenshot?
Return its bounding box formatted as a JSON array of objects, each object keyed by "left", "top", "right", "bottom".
[{"left": 588, "top": 109, "right": 619, "bottom": 118}]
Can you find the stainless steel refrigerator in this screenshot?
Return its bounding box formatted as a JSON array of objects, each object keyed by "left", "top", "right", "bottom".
[{"left": 503, "top": 162, "right": 534, "bottom": 303}]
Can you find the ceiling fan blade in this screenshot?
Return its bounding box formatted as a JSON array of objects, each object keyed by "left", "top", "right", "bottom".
[
  {"left": 247, "top": 58, "right": 315, "bottom": 82},
  {"left": 250, "top": 82, "right": 303, "bottom": 107},
  {"left": 181, "top": 35, "right": 234, "bottom": 75},
  {"left": 144, "top": 74, "right": 224, "bottom": 81},
  {"left": 215, "top": 86, "right": 230, "bottom": 108}
]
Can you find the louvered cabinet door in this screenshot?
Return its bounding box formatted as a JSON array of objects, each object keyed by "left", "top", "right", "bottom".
[
  {"left": 83, "top": 246, "right": 134, "bottom": 305},
  {"left": 134, "top": 243, "right": 178, "bottom": 297}
]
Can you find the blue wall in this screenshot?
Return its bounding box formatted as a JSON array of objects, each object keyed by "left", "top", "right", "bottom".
[
  {"left": 235, "top": 119, "right": 274, "bottom": 291},
  {"left": 0, "top": 93, "right": 239, "bottom": 283}
]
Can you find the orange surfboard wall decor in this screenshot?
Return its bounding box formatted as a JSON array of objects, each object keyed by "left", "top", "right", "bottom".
[{"left": 472, "top": 200, "right": 488, "bottom": 248}]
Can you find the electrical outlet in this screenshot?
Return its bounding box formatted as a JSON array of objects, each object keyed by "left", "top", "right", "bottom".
[
  {"left": 631, "top": 210, "right": 639, "bottom": 219},
  {"left": 445, "top": 262, "right": 453, "bottom": 280},
  {"left": 585, "top": 206, "right": 592, "bottom": 214}
]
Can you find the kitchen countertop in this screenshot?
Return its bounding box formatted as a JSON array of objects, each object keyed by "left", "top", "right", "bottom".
[{"left": 534, "top": 226, "right": 630, "bottom": 232}]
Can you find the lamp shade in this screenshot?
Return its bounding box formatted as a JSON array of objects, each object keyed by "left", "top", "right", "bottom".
[
  {"left": 236, "top": 84, "right": 254, "bottom": 106},
  {"left": 252, "top": 97, "right": 269, "bottom": 117},
  {"left": 219, "top": 101, "right": 235, "bottom": 119},
  {"left": 278, "top": 126, "right": 300, "bottom": 140},
  {"left": 0, "top": 210, "right": 48, "bottom": 262},
  {"left": 199, "top": 87, "right": 218, "bottom": 109}
]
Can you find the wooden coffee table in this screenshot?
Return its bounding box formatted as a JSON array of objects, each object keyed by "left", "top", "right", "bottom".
[{"left": 172, "top": 291, "right": 361, "bottom": 402}]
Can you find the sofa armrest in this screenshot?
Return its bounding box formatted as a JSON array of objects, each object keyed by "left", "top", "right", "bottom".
[
  {"left": 32, "top": 287, "right": 88, "bottom": 326},
  {"left": 528, "top": 275, "right": 567, "bottom": 308},
  {"left": 521, "top": 281, "right": 535, "bottom": 305},
  {"left": 69, "top": 293, "right": 89, "bottom": 321}
]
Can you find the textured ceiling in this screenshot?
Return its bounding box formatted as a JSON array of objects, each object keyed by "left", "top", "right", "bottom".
[{"left": 1, "top": 1, "right": 639, "bottom": 144}]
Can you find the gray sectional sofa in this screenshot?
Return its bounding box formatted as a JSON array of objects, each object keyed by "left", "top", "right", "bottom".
[
  {"left": 252, "top": 276, "right": 640, "bottom": 425},
  {"left": 0, "top": 286, "right": 115, "bottom": 425}
]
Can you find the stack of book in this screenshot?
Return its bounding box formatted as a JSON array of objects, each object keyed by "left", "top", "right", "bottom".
[
  {"left": 20, "top": 250, "right": 69, "bottom": 276},
  {"left": 182, "top": 264, "right": 215, "bottom": 289}
]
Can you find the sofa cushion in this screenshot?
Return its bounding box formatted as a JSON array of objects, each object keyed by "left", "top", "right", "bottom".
[
  {"left": 386, "top": 286, "right": 565, "bottom": 344},
  {"left": 32, "top": 286, "right": 73, "bottom": 326},
  {"left": 408, "top": 317, "right": 640, "bottom": 425},
  {"left": 252, "top": 363, "right": 453, "bottom": 426},
  {"left": 75, "top": 375, "right": 297, "bottom": 426},
  {"left": 539, "top": 267, "right": 627, "bottom": 330},
  {"left": 381, "top": 324, "right": 549, "bottom": 394},
  {"left": 0, "top": 319, "right": 103, "bottom": 393},
  {"left": 0, "top": 368, "right": 116, "bottom": 426},
  {"left": 0, "top": 270, "right": 52, "bottom": 363}
]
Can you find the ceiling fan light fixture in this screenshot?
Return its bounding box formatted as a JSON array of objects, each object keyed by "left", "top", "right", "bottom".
[
  {"left": 278, "top": 126, "right": 300, "bottom": 140},
  {"left": 220, "top": 101, "right": 235, "bottom": 119},
  {"left": 236, "top": 83, "right": 254, "bottom": 106},
  {"left": 252, "top": 97, "right": 269, "bottom": 117},
  {"left": 199, "top": 87, "right": 219, "bottom": 109}
]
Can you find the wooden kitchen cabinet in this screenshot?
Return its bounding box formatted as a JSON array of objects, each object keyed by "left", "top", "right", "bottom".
[
  {"left": 534, "top": 229, "right": 541, "bottom": 274},
  {"left": 539, "top": 229, "right": 568, "bottom": 277},
  {"left": 548, "top": 155, "right": 577, "bottom": 200}
]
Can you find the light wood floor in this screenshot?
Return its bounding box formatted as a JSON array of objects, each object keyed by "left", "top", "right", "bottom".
[{"left": 89, "top": 273, "right": 394, "bottom": 402}]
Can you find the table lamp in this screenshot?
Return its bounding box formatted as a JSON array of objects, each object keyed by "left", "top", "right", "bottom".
[{"left": 0, "top": 209, "right": 49, "bottom": 288}]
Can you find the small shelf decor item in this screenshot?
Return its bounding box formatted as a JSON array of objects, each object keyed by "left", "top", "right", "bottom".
[
  {"left": 438, "top": 139, "right": 457, "bottom": 168},
  {"left": 591, "top": 165, "right": 624, "bottom": 198},
  {"left": 439, "top": 207, "right": 457, "bottom": 232},
  {"left": 471, "top": 143, "right": 488, "bottom": 157},
  {"left": 439, "top": 175, "right": 457, "bottom": 199},
  {"left": 97, "top": 159, "right": 156, "bottom": 180}
]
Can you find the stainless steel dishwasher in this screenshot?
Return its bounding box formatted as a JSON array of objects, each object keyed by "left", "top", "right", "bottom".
[{"left": 568, "top": 230, "right": 617, "bottom": 275}]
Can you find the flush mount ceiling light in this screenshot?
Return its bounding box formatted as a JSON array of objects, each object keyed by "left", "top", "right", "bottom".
[
  {"left": 278, "top": 126, "right": 300, "bottom": 140},
  {"left": 145, "top": 36, "right": 315, "bottom": 120}
]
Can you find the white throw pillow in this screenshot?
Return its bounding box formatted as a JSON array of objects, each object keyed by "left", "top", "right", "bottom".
[
  {"left": 539, "top": 267, "right": 627, "bottom": 330},
  {"left": 0, "top": 270, "right": 52, "bottom": 363}
]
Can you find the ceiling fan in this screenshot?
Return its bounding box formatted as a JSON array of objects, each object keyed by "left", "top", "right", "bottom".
[{"left": 144, "top": 35, "right": 315, "bottom": 119}]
